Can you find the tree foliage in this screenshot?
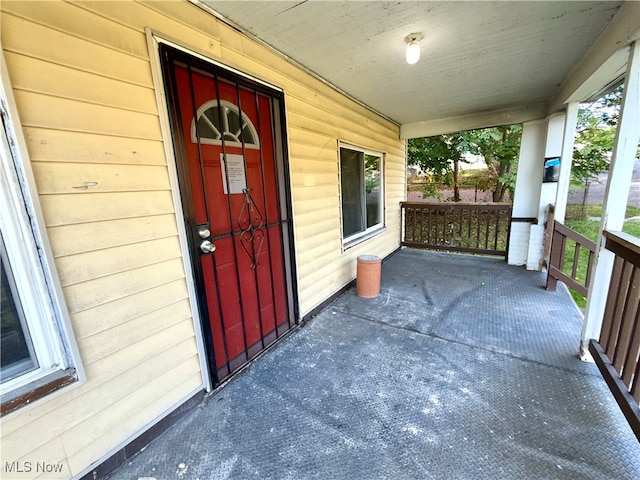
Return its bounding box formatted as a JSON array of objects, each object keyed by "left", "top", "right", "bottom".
[
  {"left": 408, "top": 124, "right": 522, "bottom": 202},
  {"left": 571, "top": 84, "right": 623, "bottom": 188},
  {"left": 466, "top": 125, "right": 522, "bottom": 202},
  {"left": 407, "top": 133, "right": 472, "bottom": 200}
]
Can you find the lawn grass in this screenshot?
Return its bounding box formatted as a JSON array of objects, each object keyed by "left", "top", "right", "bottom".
[{"left": 563, "top": 203, "right": 640, "bottom": 308}]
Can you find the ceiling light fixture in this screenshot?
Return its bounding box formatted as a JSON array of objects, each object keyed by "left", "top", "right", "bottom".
[{"left": 405, "top": 33, "right": 423, "bottom": 65}]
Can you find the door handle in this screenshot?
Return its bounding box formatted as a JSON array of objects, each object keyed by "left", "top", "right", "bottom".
[{"left": 200, "top": 240, "right": 216, "bottom": 254}]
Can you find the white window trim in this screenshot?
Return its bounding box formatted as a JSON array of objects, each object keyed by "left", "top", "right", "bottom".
[
  {"left": 0, "top": 52, "right": 84, "bottom": 403},
  {"left": 338, "top": 142, "right": 386, "bottom": 248}
]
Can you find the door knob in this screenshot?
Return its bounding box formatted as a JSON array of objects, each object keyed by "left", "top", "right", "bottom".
[{"left": 200, "top": 240, "right": 216, "bottom": 253}]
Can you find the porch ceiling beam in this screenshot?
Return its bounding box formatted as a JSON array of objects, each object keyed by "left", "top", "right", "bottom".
[
  {"left": 399, "top": 103, "right": 548, "bottom": 139},
  {"left": 548, "top": 0, "right": 640, "bottom": 113}
]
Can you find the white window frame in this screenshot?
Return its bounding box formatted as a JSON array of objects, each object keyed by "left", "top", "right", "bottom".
[
  {"left": 338, "top": 142, "right": 385, "bottom": 248},
  {"left": 0, "top": 54, "right": 83, "bottom": 406}
]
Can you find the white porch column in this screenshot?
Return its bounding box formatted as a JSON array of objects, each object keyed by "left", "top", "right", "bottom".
[
  {"left": 524, "top": 114, "right": 567, "bottom": 270},
  {"left": 580, "top": 41, "right": 640, "bottom": 358},
  {"left": 509, "top": 119, "right": 546, "bottom": 266},
  {"left": 553, "top": 102, "right": 580, "bottom": 224},
  {"left": 539, "top": 113, "right": 566, "bottom": 220}
]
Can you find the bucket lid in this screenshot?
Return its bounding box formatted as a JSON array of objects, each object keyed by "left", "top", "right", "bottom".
[{"left": 358, "top": 255, "right": 380, "bottom": 262}]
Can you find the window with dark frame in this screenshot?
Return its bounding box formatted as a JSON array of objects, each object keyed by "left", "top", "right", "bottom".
[{"left": 339, "top": 145, "right": 383, "bottom": 241}]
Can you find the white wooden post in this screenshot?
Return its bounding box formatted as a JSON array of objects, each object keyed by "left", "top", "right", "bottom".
[
  {"left": 580, "top": 41, "right": 640, "bottom": 358},
  {"left": 553, "top": 102, "right": 579, "bottom": 224}
]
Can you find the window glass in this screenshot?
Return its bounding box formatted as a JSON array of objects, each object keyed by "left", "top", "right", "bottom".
[
  {"left": 196, "top": 109, "right": 219, "bottom": 140},
  {"left": 225, "top": 107, "right": 242, "bottom": 138},
  {"left": 340, "top": 146, "right": 383, "bottom": 240},
  {"left": 340, "top": 148, "right": 363, "bottom": 237},
  {"left": 191, "top": 100, "right": 260, "bottom": 149},
  {"left": 365, "top": 154, "right": 382, "bottom": 228},
  {"left": 1, "top": 234, "right": 37, "bottom": 383}
]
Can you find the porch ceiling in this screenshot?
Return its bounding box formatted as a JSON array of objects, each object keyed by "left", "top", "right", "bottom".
[{"left": 196, "top": 1, "right": 631, "bottom": 137}]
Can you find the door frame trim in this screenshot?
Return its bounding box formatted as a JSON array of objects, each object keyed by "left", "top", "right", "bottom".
[{"left": 147, "top": 29, "right": 212, "bottom": 390}]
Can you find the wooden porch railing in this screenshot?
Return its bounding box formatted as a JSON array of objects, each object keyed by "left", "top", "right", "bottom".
[
  {"left": 589, "top": 230, "right": 640, "bottom": 441},
  {"left": 400, "top": 202, "right": 512, "bottom": 257},
  {"left": 546, "top": 220, "right": 597, "bottom": 296}
]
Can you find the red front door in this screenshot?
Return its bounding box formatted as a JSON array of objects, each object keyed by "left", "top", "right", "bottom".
[{"left": 162, "top": 47, "right": 295, "bottom": 384}]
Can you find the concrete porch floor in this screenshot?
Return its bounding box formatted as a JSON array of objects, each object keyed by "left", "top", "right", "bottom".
[{"left": 108, "top": 249, "right": 640, "bottom": 480}]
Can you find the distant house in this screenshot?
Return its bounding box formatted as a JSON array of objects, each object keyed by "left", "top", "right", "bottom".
[{"left": 1, "top": 1, "right": 638, "bottom": 478}]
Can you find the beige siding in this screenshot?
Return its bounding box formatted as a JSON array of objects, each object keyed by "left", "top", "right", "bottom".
[
  {"left": 4, "top": 52, "right": 158, "bottom": 115},
  {"left": 0, "top": 1, "right": 404, "bottom": 478},
  {"left": 14, "top": 90, "right": 161, "bottom": 139}
]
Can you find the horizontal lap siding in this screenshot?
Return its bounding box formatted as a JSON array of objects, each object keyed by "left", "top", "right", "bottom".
[
  {"left": 0, "top": 0, "right": 404, "bottom": 477},
  {"left": 0, "top": 3, "right": 200, "bottom": 478},
  {"left": 24, "top": 127, "right": 167, "bottom": 165}
]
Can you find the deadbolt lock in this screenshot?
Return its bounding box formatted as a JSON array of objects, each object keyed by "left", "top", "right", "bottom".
[{"left": 197, "top": 225, "right": 211, "bottom": 239}]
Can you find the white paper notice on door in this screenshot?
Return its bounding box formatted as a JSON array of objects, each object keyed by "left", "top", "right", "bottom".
[{"left": 220, "top": 153, "right": 247, "bottom": 194}]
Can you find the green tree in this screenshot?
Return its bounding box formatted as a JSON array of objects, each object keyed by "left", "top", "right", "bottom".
[
  {"left": 571, "top": 85, "right": 621, "bottom": 188},
  {"left": 571, "top": 116, "right": 613, "bottom": 187},
  {"left": 408, "top": 124, "right": 522, "bottom": 202},
  {"left": 570, "top": 84, "right": 630, "bottom": 219},
  {"left": 407, "top": 134, "right": 469, "bottom": 201},
  {"left": 467, "top": 125, "right": 522, "bottom": 202}
]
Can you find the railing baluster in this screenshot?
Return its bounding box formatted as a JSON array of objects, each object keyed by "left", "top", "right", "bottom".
[
  {"left": 622, "top": 299, "right": 640, "bottom": 388},
  {"left": 403, "top": 206, "right": 407, "bottom": 242},
  {"left": 622, "top": 308, "right": 640, "bottom": 387},
  {"left": 411, "top": 207, "right": 417, "bottom": 243},
  {"left": 475, "top": 210, "right": 481, "bottom": 248},
  {"left": 601, "top": 256, "right": 626, "bottom": 349},
  {"left": 559, "top": 234, "right": 567, "bottom": 272},
  {"left": 467, "top": 209, "right": 472, "bottom": 248},
  {"left": 483, "top": 211, "right": 490, "bottom": 249},
  {"left": 572, "top": 243, "right": 581, "bottom": 280},
  {"left": 425, "top": 206, "right": 429, "bottom": 243},
  {"left": 494, "top": 210, "right": 500, "bottom": 251},
  {"left": 546, "top": 227, "right": 562, "bottom": 291},
  {"left": 443, "top": 208, "right": 448, "bottom": 245},
  {"left": 458, "top": 208, "right": 463, "bottom": 247},
  {"left": 585, "top": 250, "right": 595, "bottom": 287},
  {"left": 403, "top": 206, "right": 408, "bottom": 242},
  {"left": 632, "top": 362, "right": 640, "bottom": 402},
  {"left": 613, "top": 267, "right": 640, "bottom": 373},
  {"left": 606, "top": 262, "right": 634, "bottom": 357}
]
